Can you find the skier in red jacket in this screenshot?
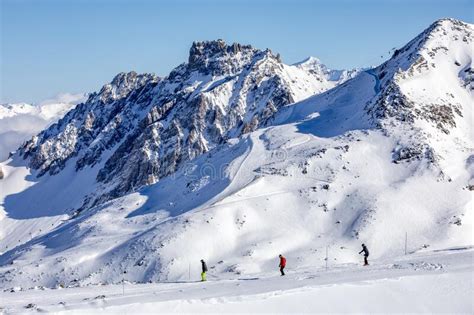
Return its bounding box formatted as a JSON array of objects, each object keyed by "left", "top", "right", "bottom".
[{"left": 278, "top": 254, "right": 286, "bottom": 276}]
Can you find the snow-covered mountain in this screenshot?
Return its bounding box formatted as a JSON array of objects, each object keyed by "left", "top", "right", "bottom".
[
  {"left": 0, "top": 18, "right": 472, "bottom": 289},
  {"left": 293, "top": 56, "right": 360, "bottom": 85},
  {"left": 0, "top": 93, "right": 86, "bottom": 162},
  {"left": 10, "top": 40, "right": 352, "bottom": 210}
]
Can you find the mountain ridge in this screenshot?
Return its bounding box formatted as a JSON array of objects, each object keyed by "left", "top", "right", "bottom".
[{"left": 15, "top": 39, "right": 356, "bottom": 210}]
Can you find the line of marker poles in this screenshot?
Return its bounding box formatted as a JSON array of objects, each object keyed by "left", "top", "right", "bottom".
[{"left": 116, "top": 232, "right": 410, "bottom": 296}]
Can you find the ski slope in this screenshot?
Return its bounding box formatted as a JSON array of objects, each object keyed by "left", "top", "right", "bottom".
[
  {"left": 1, "top": 247, "right": 472, "bottom": 313},
  {"left": 0, "top": 120, "right": 472, "bottom": 289}
]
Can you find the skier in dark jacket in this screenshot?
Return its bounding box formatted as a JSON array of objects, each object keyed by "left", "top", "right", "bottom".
[
  {"left": 358, "top": 244, "right": 369, "bottom": 266},
  {"left": 278, "top": 254, "right": 286, "bottom": 276},
  {"left": 200, "top": 259, "right": 208, "bottom": 281}
]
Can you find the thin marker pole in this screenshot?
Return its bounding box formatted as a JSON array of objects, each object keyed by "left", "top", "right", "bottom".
[
  {"left": 405, "top": 232, "right": 408, "bottom": 255},
  {"left": 325, "top": 245, "right": 328, "bottom": 271},
  {"left": 122, "top": 270, "right": 125, "bottom": 295}
]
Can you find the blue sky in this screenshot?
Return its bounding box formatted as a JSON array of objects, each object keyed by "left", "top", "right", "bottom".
[{"left": 1, "top": 0, "right": 472, "bottom": 103}]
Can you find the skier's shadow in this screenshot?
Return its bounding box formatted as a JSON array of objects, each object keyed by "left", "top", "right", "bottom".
[{"left": 159, "top": 280, "right": 203, "bottom": 284}]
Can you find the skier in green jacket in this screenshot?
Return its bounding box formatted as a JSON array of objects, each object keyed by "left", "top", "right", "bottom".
[{"left": 201, "top": 259, "right": 208, "bottom": 281}]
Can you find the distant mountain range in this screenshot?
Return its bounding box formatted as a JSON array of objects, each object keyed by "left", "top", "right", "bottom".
[{"left": 0, "top": 93, "right": 86, "bottom": 161}]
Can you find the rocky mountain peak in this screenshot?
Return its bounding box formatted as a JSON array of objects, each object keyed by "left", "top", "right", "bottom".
[
  {"left": 420, "top": 18, "right": 472, "bottom": 49},
  {"left": 186, "top": 39, "right": 276, "bottom": 76},
  {"left": 371, "top": 17, "right": 472, "bottom": 95},
  {"left": 430, "top": 17, "right": 471, "bottom": 31},
  {"left": 188, "top": 39, "right": 255, "bottom": 64},
  {"left": 365, "top": 17, "right": 473, "bottom": 143},
  {"left": 385, "top": 18, "right": 471, "bottom": 68},
  {"left": 110, "top": 71, "right": 138, "bottom": 86},
  {"left": 94, "top": 71, "right": 159, "bottom": 103}
]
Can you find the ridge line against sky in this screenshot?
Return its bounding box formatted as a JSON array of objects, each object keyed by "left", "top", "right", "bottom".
[{"left": 1, "top": 0, "right": 473, "bottom": 104}]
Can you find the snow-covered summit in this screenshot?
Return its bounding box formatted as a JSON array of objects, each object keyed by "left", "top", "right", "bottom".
[
  {"left": 375, "top": 18, "right": 472, "bottom": 86},
  {"left": 293, "top": 56, "right": 360, "bottom": 85},
  {"left": 0, "top": 103, "right": 35, "bottom": 119},
  {"left": 90, "top": 71, "right": 159, "bottom": 104},
  {"left": 363, "top": 18, "right": 473, "bottom": 172}
]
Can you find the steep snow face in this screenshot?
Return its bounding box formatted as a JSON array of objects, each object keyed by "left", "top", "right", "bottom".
[
  {"left": 0, "top": 93, "right": 85, "bottom": 161},
  {"left": 11, "top": 40, "right": 346, "bottom": 210},
  {"left": 0, "top": 19, "right": 472, "bottom": 289}
]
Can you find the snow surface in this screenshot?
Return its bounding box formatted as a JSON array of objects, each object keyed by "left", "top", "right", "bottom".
[{"left": 0, "top": 247, "right": 472, "bottom": 313}]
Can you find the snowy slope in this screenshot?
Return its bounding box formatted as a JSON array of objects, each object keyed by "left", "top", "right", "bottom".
[
  {"left": 0, "top": 18, "right": 472, "bottom": 294},
  {"left": 0, "top": 93, "right": 85, "bottom": 161},
  {"left": 1, "top": 247, "right": 472, "bottom": 313}
]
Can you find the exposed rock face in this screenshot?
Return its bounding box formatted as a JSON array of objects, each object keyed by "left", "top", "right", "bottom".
[
  {"left": 0, "top": 166, "right": 3, "bottom": 179},
  {"left": 20, "top": 72, "right": 159, "bottom": 176},
  {"left": 187, "top": 39, "right": 256, "bottom": 75},
  {"left": 18, "top": 40, "right": 348, "bottom": 207}
]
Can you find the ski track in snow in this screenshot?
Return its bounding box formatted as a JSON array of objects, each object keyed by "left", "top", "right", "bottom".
[
  {"left": 365, "top": 68, "right": 382, "bottom": 93},
  {"left": 204, "top": 130, "right": 266, "bottom": 209},
  {"left": 281, "top": 133, "right": 312, "bottom": 150}
]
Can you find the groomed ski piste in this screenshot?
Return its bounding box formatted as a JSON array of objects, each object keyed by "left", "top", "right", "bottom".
[{"left": 1, "top": 247, "right": 472, "bottom": 313}]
